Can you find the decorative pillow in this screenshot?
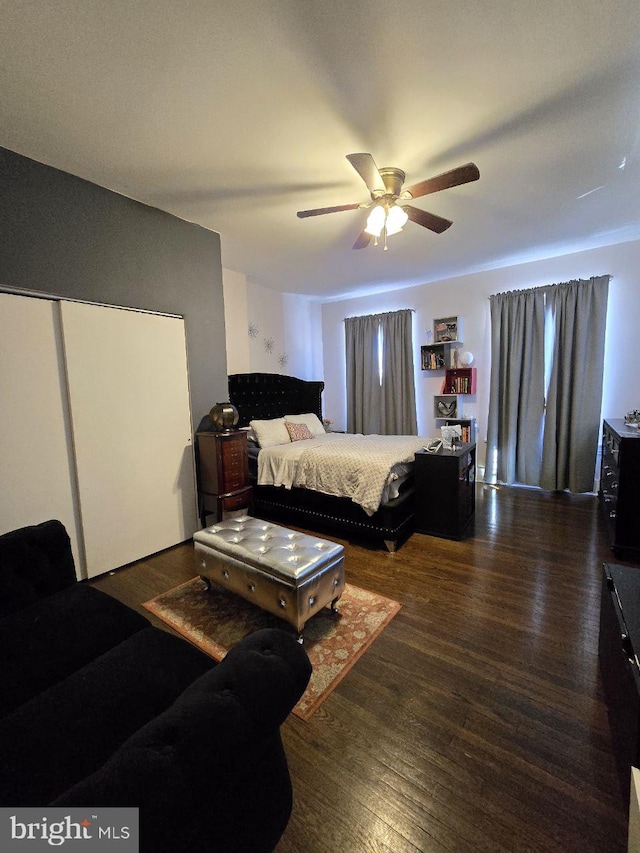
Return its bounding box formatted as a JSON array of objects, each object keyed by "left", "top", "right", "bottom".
[
  {"left": 283, "top": 413, "right": 325, "bottom": 437},
  {"left": 249, "top": 418, "right": 291, "bottom": 449},
  {"left": 285, "top": 421, "right": 314, "bottom": 442}
]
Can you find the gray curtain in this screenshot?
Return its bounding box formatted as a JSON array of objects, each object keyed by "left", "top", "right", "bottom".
[
  {"left": 381, "top": 309, "right": 418, "bottom": 435},
  {"left": 345, "top": 313, "right": 382, "bottom": 434},
  {"left": 346, "top": 309, "right": 417, "bottom": 435},
  {"left": 486, "top": 289, "right": 546, "bottom": 485},
  {"left": 540, "top": 276, "right": 610, "bottom": 492}
]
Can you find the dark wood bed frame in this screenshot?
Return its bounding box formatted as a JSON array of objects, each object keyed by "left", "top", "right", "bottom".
[{"left": 228, "top": 372, "right": 415, "bottom": 552}]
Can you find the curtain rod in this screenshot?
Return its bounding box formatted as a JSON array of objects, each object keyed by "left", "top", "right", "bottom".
[
  {"left": 344, "top": 308, "right": 415, "bottom": 321},
  {"left": 488, "top": 274, "right": 613, "bottom": 298}
]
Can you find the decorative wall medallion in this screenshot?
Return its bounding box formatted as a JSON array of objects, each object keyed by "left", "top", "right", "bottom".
[
  {"left": 248, "top": 322, "right": 259, "bottom": 339},
  {"left": 278, "top": 352, "right": 289, "bottom": 368},
  {"left": 264, "top": 337, "right": 275, "bottom": 354}
]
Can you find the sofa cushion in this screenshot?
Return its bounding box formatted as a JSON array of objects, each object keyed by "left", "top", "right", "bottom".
[
  {"left": 0, "top": 625, "right": 216, "bottom": 805},
  {"left": 0, "top": 520, "right": 77, "bottom": 617},
  {"left": 0, "top": 583, "right": 149, "bottom": 716}
]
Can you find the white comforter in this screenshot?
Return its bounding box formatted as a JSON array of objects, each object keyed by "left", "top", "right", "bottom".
[{"left": 257, "top": 433, "right": 427, "bottom": 516}]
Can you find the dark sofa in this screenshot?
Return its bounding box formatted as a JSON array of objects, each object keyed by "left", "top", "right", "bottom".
[{"left": 0, "top": 520, "right": 312, "bottom": 853}]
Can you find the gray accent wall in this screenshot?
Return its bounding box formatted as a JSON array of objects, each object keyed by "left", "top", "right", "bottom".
[{"left": 0, "top": 146, "right": 226, "bottom": 429}]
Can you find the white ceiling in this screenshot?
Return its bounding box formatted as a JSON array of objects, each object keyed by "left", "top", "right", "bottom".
[{"left": 2, "top": 0, "right": 640, "bottom": 300}]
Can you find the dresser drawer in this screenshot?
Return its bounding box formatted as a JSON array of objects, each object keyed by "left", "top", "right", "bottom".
[
  {"left": 221, "top": 487, "right": 252, "bottom": 512},
  {"left": 222, "top": 439, "right": 246, "bottom": 457},
  {"left": 223, "top": 450, "right": 245, "bottom": 468},
  {"left": 224, "top": 469, "right": 247, "bottom": 491}
]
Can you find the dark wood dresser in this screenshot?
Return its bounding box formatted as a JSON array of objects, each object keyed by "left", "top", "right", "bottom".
[
  {"left": 599, "top": 562, "right": 640, "bottom": 807},
  {"left": 599, "top": 419, "right": 640, "bottom": 560},
  {"left": 414, "top": 443, "right": 476, "bottom": 540},
  {"left": 195, "top": 430, "right": 252, "bottom": 526}
]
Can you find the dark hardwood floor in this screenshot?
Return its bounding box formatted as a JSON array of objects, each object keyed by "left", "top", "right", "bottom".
[{"left": 90, "top": 484, "right": 636, "bottom": 852}]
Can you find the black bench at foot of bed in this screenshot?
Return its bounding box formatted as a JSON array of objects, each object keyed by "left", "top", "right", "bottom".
[{"left": 249, "top": 479, "right": 415, "bottom": 553}]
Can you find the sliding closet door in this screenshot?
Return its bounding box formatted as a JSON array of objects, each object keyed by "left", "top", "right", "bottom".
[
  {"left": 60, "top": 301, "right": 197, "bottom": 578},
  {"left": 0, "top": 293, "right": 84, "bottom": 576}
]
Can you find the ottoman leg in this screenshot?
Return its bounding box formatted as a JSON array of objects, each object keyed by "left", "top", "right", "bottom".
[
  {"left": 199, "top": 575, "right": 212, "bottom": 592},
  {"left": 330, "top": 596, "right": 341, "bottom": 613}
]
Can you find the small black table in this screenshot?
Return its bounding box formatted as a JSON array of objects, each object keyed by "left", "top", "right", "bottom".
[{"left": 414, "top": 443, "right": 476, "bottom": 540}]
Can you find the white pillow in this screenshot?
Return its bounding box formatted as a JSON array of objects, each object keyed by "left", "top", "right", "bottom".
[
  {"left": 239, "top": 425, "right": 257, "bottom": 443},
  {"left": 249, "top": 418, "right": 291, "bottom": 449},
  {"left": 284, "top": 413, "right": 325, "bottom": 437}
]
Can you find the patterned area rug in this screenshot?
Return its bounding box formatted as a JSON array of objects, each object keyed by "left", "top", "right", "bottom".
[{"left": 143, "top": 578, "right": 401, "bottom": 720}]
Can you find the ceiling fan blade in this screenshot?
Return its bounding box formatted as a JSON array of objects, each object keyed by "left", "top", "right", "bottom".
[
  {"left": 297, "top": 203, "right": 361, "bottom": 218},
  {"left": 346, "top": 153, "right": 386, "bottom": 196},
  {"left": 352, "top": 230, "right": 373, "bottom": 250},
  {"left": 404, "top": 205, "right": 453, "bottom": 234},
  {"left": 404, "top": 162, "right": 480, "bottom": 200}
]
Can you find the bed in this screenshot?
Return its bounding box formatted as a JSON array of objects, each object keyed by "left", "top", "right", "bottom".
[{"left": 228, "top": 372, "right": 419, "bottom": 552}]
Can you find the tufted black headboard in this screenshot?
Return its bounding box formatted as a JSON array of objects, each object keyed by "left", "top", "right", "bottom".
[{"left": 228, "top": 373, "right": 324, "bottom": 427}]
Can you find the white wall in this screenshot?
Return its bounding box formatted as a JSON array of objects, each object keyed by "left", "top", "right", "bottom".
[
  {"left": 223, "top": 267, "right": 323, "bottom": 381},
  {"left": 245, "top": 279, "right": 287, "bottom": 372},
  {"left": 222, "top": 268, "right": 250, "bottom": 374},
  {"left": 321, "top": 238, "right": 640, "bottom": 469},
  {"left": 282, "top": 293, "right": 324, "bottom": 381}
]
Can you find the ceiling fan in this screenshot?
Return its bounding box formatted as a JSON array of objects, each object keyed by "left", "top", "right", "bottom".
[{"left": 297, "top": 153, "right": 479, "bottom": 250}]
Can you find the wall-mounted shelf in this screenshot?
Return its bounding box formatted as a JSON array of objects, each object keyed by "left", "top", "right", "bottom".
[
  {"left": 421, "top": 342, "right": 462, "bottom": 371},
  {"left": 433, "top": 316, "right": 460, "bottom": 343},
  {"left": 442, "top": 367, "right": 476, "bottom": 395},
  {"left": 434, "top": 394, "right": 458, "bottom": 419}
]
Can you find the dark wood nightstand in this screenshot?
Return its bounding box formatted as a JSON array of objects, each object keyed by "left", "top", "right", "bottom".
[
  {"left": 195, "top": 430, "right": 252, "bottom": 527},
  {"left": 414, "top": 443, "right": 476, "bottom": 539}
]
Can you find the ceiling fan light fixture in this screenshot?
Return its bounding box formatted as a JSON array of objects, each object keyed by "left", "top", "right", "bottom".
[
  {"left": 385, "top": 204, "right": 408, "bottom": 236},
  {"left": 364, "top": 202, "right": 408, "bottom": 243},
  {"left": 364, "top": 204, "right": 386, "bottom": 237}
]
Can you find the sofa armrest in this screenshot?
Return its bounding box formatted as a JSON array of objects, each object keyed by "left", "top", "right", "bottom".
[
  {"left": 53, "top": 628, "right": 312, "bottom": 852},
  {"left": 0, "top": 520, "right": 77, "bottom": 617}
]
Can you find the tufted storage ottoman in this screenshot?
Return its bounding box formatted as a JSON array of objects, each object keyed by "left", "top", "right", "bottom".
[{"left": 193, "top": 516, "right": 345, "bottom": 640}]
